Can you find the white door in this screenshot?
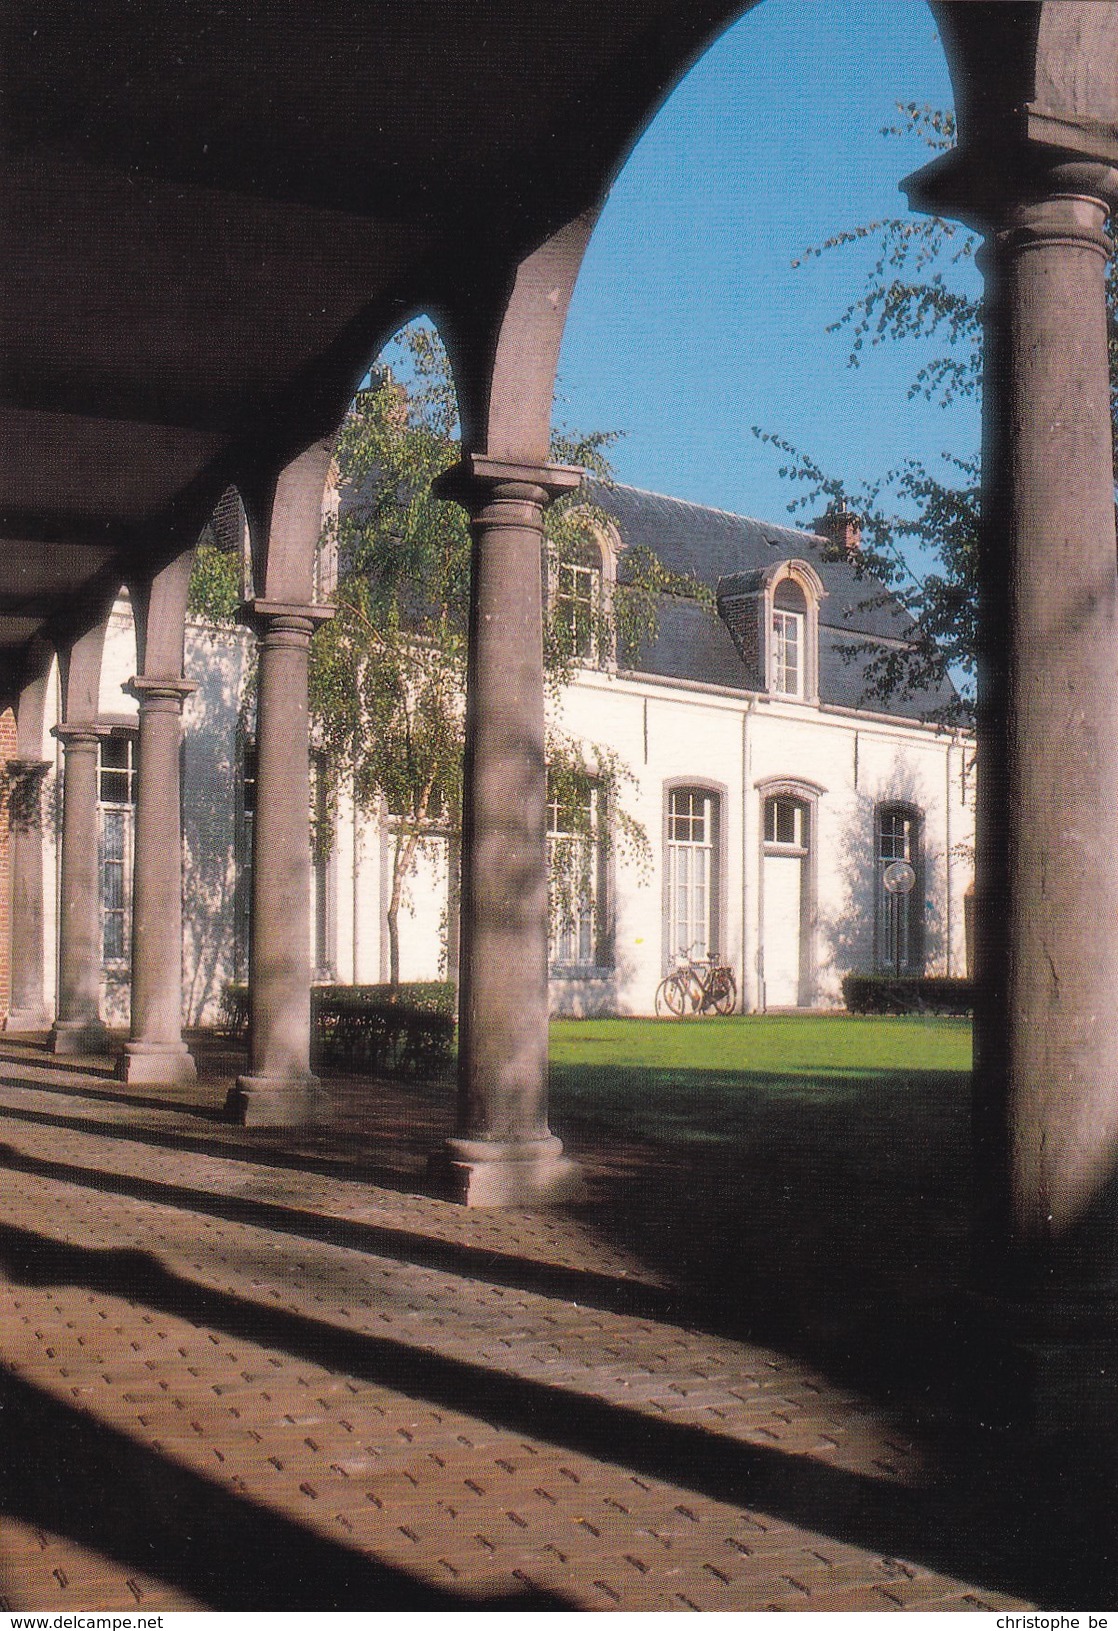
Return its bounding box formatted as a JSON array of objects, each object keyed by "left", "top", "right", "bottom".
[{"left": 762, "top": 851, "right": 803, "bottom": 1007}]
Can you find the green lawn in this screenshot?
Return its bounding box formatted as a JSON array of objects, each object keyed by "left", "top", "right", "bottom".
[{"left": 547, "top": 1012, "right": 972, "bottom": 1150}]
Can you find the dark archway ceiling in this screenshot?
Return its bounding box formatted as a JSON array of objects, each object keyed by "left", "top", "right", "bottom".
[
  {"left": 0, "top": 0, "right": 1109, "bottom": 697},
  {"left": 2, "top": 0, "right": 764, "bottom": 692}
]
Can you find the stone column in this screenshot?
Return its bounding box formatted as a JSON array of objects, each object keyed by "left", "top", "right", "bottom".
[
  {"left": 117, "top": 677, "right": 196, "bottom": 1085},
  {"left": 969, "top": 162, "right": 1118, "bottom": 1412},
  {"left": 430, "top": 455, "right": 584, "bottom": 1206},
  {"left": 6, "top": 758, "right": 52, "bottom": 1031},
  {"left": 50, "top": 725, "right": 109, "bottom": 1055},
  {"left": 229, "top": 601, "right": 332, "bottom": 1127}
]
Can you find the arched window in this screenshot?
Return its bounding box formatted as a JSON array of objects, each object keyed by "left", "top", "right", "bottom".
[
  {"left": 665, "top": 785, "right": 722, "bottom": 964},
  {"left": 876, "top": 803, "right": 924, "bottom": 975},
  {"left": 549, "top": 514, "right": 620, "bottom": 668},
  {"left": 717, "top": 558, "right": 825, "bottom": 700}
]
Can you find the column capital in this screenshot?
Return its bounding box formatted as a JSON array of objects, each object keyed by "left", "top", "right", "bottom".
[
  {"left": 5, "top": 757, "right": 52, "bottom": 779},
  {"left": 6, "top": 758, "right": 51, "bottom": 831},
  {"left": 433, "top": 454, "right": 582, "bottom": 513},
  {"left": 238, "top": 599, "right": 335, "bottom": 641},
  {"left": 125, "top": 675, "right": 197, "bottom": 712},
  {"left": 904, "top": 147, "right": 1118, "bottom": 237},
  {"left": 51, "top": 722, "right": 105, "bottom": 749}
]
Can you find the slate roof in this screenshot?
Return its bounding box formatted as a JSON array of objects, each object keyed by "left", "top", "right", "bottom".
[{"left": 587, "top": 481, "right": 959, "bottom": 722}]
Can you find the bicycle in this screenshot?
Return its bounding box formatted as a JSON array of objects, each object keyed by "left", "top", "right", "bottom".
[{"left": 655, "top": 949, "right": 737, "bottom": 1016}]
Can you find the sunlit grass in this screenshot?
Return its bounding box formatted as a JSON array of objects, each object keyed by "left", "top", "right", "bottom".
[
  {"left": 548, "top": 1013, "right": 972, "bottom": 1148},
  {"left": 550, "top": 1013, "right": 971, "bottom": 1075}
]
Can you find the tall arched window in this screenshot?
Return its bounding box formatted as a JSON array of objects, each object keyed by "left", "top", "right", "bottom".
[
  {"left": 876, "top": 803, "right": 924, "bottom": 975},
  {"left": 665, "top": 785, "right": 721, "bottom": 963}
]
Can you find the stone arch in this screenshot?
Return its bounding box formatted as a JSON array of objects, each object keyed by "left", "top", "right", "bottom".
[
  {"left": 1031, "top": 2, "right": 1118, "bottom": 158},
  {"left": 240, "top": 436, "right": 337, "bottom": 607},
  {"left": 13, "top": 643, "right": 54, "bottom": 761},
  {"left": 435, "top": 211, "right": 599, "bottom": 465},
  {"left": 127, "top": 551, "right": 194, "bottom": 683},
  {"left": 59, "top": 612, "right": 112, "bottom": 728}
]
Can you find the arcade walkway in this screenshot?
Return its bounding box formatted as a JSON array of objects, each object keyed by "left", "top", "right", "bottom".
[{"left": 0, "top": 1036, "right": 1075, "bottom": 1611}]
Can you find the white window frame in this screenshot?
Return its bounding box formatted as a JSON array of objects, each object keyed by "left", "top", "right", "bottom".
[
  {"left": 310, "top": 748, "right": 334, "bottom": 980},
  {"left": 555, "top": 556, "right": 600, "bottom": 662},
  {"left": 764, "top": 793, "right": 808, "bottom": 852},
  {"left": 771, "top": 607, "right": 805, "bottom": 699},
  {"left": 666, "top": 786, "right": 719, "bottom": 964}
]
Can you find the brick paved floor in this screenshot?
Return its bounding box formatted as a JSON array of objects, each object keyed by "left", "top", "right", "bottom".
[{"left": 0, "top": 1034, "right": 1102, "bottom": 1610}]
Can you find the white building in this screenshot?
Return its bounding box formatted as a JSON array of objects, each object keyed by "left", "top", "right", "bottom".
[{"left": 33, "top": 483, "right": 974, "bottom": 1025}]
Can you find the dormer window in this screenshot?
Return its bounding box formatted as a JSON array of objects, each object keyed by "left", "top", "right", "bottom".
[
  {"left": 548, "top": 512, "right": 620, "bottom": 669},
  {"left": 555, "top": 550, "right": 599, "bottom": 660},
  {"left": 718, "top": 558, "right": 825, "bottom": 701}
]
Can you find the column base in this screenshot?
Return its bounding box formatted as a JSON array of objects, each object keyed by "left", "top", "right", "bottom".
[
  {"left": 961, "top": 1292, "right": 1118, "bottom": 1431},
  {"left": 117, "top": 1040, "right": 197, "bottom": 1087},
  {"left": 50, "top": 1017, "right": 110, "bottom": 1056},
  {"left": 5, "top": 1006, "right": 51, "bottom": 1032},
  {"left": 429, "top": 1135, "right": 586, "bottom": 1208},
  {"left": 227, "top": 1072, "right": 329, "bottom": 1128}
]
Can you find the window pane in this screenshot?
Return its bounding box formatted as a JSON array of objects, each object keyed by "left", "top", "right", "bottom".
[
  {"left": 765, "top": 796, "right": 806, "bottom": 849},
  {"left": 667, "top": 788, "right": 715, "bottom": 960},
  {"left": 99, "top": 736, "right": 136, "bottom": 805},
  {"left": 556, "top": 559, "right": 599, "bottom": 660},
  {"left": 101, "top": 808, "right": 128, "bottom": 962},
  {"left": 876, "top": 806, "right": 921, "bottom": 973},
  {"left": 772, "top": 609, "right": 805, "bottom": 697}
]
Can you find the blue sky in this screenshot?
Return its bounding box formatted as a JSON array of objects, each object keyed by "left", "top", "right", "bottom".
[{"left": 555, "top": 0, "right": 982, "bottom": 530}]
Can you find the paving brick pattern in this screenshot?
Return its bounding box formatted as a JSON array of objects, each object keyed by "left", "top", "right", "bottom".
[{"left": 0, "top": 1039, "right": 1039, "bottom": 1611}]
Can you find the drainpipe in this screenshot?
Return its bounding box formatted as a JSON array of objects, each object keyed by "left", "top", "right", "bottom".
[{"left": 741, "top": 699, "right": 755, "bottom": 1013}]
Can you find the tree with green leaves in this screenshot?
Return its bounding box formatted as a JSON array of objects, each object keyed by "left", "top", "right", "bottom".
[
  {"left": 758, "top": 106, "right": 986, "bottom": 721},
  {"left": 309, "top": 325, "right": 702, "bottom": 987}
]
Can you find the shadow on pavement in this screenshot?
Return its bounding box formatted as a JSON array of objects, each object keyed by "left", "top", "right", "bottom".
[
  {"left": 550, "top": 1062, "right": 974, "bottom": 1398},
  {"left": 0, "top": 1363, "right": 568, "bottom": 1611},
  {"left": 0, "top": 1217, "right": 1109, "bottom": 1606}
]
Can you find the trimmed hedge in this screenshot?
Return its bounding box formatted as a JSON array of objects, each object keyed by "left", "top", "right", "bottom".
[
  {"left": 220, "top": 981, "right": 456, "bottom": 1076},
  {"left": 842, "top": 973, "right": 973, "bottom": 1016}
]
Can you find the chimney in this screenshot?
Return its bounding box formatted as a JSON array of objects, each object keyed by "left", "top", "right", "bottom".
[{"left": 815, "top": 502, "right": 862, "bottom": 559}]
